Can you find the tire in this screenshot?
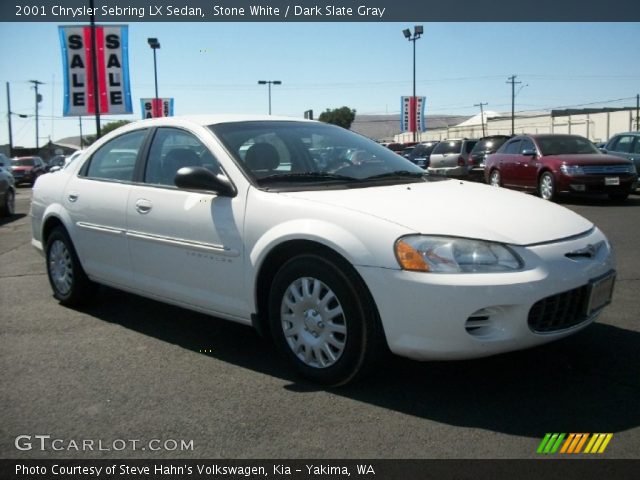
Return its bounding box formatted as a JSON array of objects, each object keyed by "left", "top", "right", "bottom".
[
  {"left": 538, "top": 172, "right": 556, "bottom": 201},
  {"left": 268, "top": 253, "right": 382, "bottom": 386},
  {"left": 608, "top": 192, "right": 629, "bottom": 202},
  {"left": 489, "top": 169, "right": 501, "bottom": 187},
  {"left": 45, "top": 227, "right": 95, "bottom": 306},
  {"left": 0, "top": 188, "right": 15, "bottom": 217}
]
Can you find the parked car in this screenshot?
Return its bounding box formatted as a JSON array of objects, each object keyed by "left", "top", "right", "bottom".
[
  {"left": 11, "top": 156, "right": 46, "bottom": 186},
  {"left": 602, "top": 132, "right": 640, "bottom": 186},
  {"left": 467, "top": 135, "right": 511, "bottom": 182},
  {"left": 427, "top": 138, "right": 478, "bottom": 178},
  {"left": 32, "top": 116, "right": 616, "bottom": 385},
  {"left": 0, "top": 153, "right": 11, "bottom": 169},
  {"left": 384, "top": 142, "right": 405, "bottom": 155},
  {"left": 0, "top": 165, "right": 16, "bottom": 217},
  {"left": 404, "top": 141, "right": 439, "bottom": 169},
  {"left": 485, "top": 134, "right": 637, "bottom": 201}
]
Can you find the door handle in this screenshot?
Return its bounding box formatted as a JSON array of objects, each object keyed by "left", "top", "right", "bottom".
[
  {"left": 67, "top": 192, "right": 79, "bottom": 202},
  {"left": 135, "top": 199, "right": 152, "bottom": 214}
]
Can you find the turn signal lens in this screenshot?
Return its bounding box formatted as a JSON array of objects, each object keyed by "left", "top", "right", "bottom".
[{"left": 395, "top": 239, "right": 430, "bottom": 272}]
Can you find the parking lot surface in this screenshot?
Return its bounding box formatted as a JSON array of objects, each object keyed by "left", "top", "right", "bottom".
[{"left": 1, "top": 187, "right": 639, "bottom": 459}]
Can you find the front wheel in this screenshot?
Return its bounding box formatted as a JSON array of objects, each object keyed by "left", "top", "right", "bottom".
[
  {"left": 608, "top": 192, "right": 629, "bottom": 202},
  {"left": 0, "top": 189, "right": 15, "bottom": 217},
  {"left": 46, "top": 227, "right": 95, "bottom": 305},
  {"left": 268, "top": 253, "right": 382, "bottom": 386},
  {"left": 538, "top": 172, "right": 556, "bottom": 201}
]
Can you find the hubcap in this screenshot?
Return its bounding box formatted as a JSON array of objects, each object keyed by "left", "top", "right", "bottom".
[
  {"left": 540, "top": 175, "right": 553, "bottom": 200},
  {"left": 7, "top": 190, "right": 15, "bottom": 215},
  {"left": 490, "top": 171, "right": 500, "bottom": 186},
  {"left": 48, "top": 240, "right": 73, "bottom": 295},
  {"left": 280, "top": 277, "right": 347, "bottom": 369}
]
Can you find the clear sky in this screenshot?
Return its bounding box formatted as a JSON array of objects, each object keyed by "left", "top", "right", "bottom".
[{"left": 0, "top": 22, "right": 639, "bottom": 148}]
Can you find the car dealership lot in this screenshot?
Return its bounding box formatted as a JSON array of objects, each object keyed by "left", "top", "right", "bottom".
[{"left": 1, "top": 187, "right": 639, "bottom": 459}]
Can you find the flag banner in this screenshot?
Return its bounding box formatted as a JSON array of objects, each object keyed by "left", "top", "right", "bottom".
[
  {"left": 400, "top": 96, "right": 426, "bottom": 133},
  {"left": 59, "top": 25, "right": 133, "bottom": 116},
  {"left": 140, "top": 98, "right": 175, "bottom": 118}
]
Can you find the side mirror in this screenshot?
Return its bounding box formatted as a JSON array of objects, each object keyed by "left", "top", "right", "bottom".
[
  {"left": 49, "top": 166, "right": 62, "bottom": 173},
  {"left": 174, "top": 167, "right": 237, "bottom": 197},
  {"left": 521, "top": 149, "right": 537, "bottom": 157}
]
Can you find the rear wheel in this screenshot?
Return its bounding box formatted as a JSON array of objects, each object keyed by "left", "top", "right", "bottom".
[
  {"left": 0, "top": 189, "right": 15, "bottom": 217},
  {"left": 538, "top": 172, "right": 556, "bottom": 201},
  {"left": 46, "top": 227, "right": 95, "bottom": 305},
  {"left": 269, "top": 253, "right": 382, "bottom": 386},
  {"left": 489, "top": 169, "right": 501, "bottom": 187}
]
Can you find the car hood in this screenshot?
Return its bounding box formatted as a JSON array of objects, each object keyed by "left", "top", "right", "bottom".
[
  {"left": 548, "top": 153, "right": 632, "bottom": 165},
  {"left": 281, "top": 180, "right": 593, "bottom": 246}
]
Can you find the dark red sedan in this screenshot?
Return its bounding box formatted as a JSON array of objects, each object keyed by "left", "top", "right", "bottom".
[{"left": 484, "top": 134, "right": 638, "bottom": 201}]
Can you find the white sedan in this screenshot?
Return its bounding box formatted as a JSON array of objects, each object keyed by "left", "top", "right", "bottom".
[{"left": 31, "top": 115, "right": 616, "bottom": 385}]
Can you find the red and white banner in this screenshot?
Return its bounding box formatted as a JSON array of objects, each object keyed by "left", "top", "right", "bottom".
[
  {"left": 401, "top": 96, "right": 426, "bottom": 133},
  {"left": 140, "top": 98, "right": 175, "bottom": 118},
  {"left": 59, "top": 25, "right": 132, "bottom": 116}
]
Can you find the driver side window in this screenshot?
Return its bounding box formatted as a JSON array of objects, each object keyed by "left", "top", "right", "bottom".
[{"left": 145, "top": 128, "right": 221, "bottom": 187}]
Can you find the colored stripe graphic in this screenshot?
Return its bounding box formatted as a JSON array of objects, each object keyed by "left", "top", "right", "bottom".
[
  {"left": 95, "top": 26, "right": 109, "bottom": 114},
  {"left": 83, "top": 27, "right": 95, "bottom": 114},
  {"left": 538, "top": 433, "right": 613, "bottom": 454}
]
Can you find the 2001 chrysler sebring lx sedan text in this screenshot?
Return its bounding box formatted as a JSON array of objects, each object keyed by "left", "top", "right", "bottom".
[{"left": 31, "top": 116, "right": 616, "bottom": 385}]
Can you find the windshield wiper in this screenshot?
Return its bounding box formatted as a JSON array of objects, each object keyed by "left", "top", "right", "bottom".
[
  {"left": 257, "top": 172, "right": 361, "bottom": 183},
  {"left": 365, "top": 170, "right": 427, "bottom": 180}
]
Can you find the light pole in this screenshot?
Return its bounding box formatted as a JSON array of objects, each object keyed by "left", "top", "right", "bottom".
[
  {"left": 403, "top": 25, "right": 423, "bottom": 142},
  {"left": 258, "top": 80, "right": 281, "bottom": 115},
  {"left": 147, "top": 38, "right": 161, "bottom": 100}
]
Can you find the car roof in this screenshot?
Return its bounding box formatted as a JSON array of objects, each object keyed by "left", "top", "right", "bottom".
[{"left": 134, "top": 114, "right": 316, "bottom": 128}]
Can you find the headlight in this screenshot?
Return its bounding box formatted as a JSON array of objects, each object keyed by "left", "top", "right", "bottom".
[
  {"left": 560, "top": 164, "right": 585, "bottom": 176},
  {"left": 394, "top": 235, "right": 523, "bottom": 273}
]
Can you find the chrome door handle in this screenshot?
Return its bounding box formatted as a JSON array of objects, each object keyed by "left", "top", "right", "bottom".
[
  {"left": 67, "top": 192, "right": 79, "bottom": 202},
  {"left": 135, "top": 199, "right": 152, "bottom": 214}
]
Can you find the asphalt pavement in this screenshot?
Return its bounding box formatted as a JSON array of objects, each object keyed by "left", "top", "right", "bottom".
[{"left": 1, "top": 186, "right": 639, "bottom": 459}]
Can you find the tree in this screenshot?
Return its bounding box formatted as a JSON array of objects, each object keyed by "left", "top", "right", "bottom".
[
  {"left": 84, "top": 120, "right": 132, "bottom": 145},
  {"left": 319, "top": 107, "right": 356, "bottom": 129}
]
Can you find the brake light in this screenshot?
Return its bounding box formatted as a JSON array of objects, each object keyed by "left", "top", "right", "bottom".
[{"left": 457, "top": 156, "right": 465, "bottom": 166}]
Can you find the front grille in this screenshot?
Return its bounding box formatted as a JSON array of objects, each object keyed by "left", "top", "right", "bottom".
[
  {"left": 581, "top": 165, "right": 632, "bottom": 175},
  {"left": 528, "top": 285, "right": 589, "bottom": 333}
]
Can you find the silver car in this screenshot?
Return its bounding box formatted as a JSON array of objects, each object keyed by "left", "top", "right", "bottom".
[
  {"left": 603, "top": 132, "right": 640, "bottom": 178},
  {"left": 427, "top": 138, "right": 478, "bottom": 178}
]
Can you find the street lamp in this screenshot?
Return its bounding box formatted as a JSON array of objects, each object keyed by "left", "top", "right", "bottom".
[
  {"left": 402, "top": 25, "right": 423, "bottom": 142},
  {"left": 258, "top": 80, "right": 282, "bottom": 115},
  {"left": 147, "top": 37, "right": 161, "bottom": 99}
]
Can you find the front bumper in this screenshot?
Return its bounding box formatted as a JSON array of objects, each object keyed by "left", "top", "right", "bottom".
[
  {"left": 556, "top": 173, "right": 637, "bottom": 194},
  {"left": 357, "top": 228, "right": 614, "bottom": 361}
]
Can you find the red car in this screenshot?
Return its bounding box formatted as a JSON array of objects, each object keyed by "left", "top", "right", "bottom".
[
  {"left": 11, "top": 156, "right": 46, "bottom": 186},
  {"left": 485, "top": 134, "right": 638, "bottom": 201}
]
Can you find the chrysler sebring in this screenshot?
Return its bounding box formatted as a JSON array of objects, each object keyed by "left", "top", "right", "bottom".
[{"left": 31, "top": 116, "right": 616, "bottom": 385}]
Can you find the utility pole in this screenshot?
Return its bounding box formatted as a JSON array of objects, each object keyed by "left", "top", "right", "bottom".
[
  {"left": 29, "top": 80, "right": 44, "bottom": 150},
  {"left": 506, "top": 75, "right": 521, "bottom": 135},
  {"left": 474, "top": 102, "right": 488, "bottom": 137},
  {"left": 89, "top": 0, "right": 101, "bottom": 139},
  {"left": 79, "top": 117, "right": 84, "bottom": 148},
  {"left": 636, "top": 94, "right": 639, "bottom": 131},
  {"left": 6, "top": 82, "right": 13, "bottom": 156}
]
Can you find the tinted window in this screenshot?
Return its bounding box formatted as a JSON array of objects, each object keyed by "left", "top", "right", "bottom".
[
  {"left": 411, "top": 143, "right": 437, "bottom": 157},
  {"left": 145, "top": 128, "right": 221, "bottom": 187},
  {"left": 432, "top": 141, "right": 462, "bottom": 155},
  {"left": 12, "top": 158, "right": 36, "bottom": 167},
  {"left": 520, "top": 138, "right": 535, "bottom": 152},
  {"left": 611, "top": 135, "right": 635, "bottom": 153},
  {"left": 472, "top": 137, "right": 510, "bottom": 154},
  {"left": 633, "top": 138, "right": 640, "bottom": 154},
  {"left": 503, "top": 140, "right": 522, "bottom": 154},
  {"left": 85, "top": 130, "right": 146, "bottom": 181},
  {"left": 464, "top": 141, "right": 477, "bottom": 153}
]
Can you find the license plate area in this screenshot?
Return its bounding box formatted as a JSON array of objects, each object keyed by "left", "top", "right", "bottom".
[
  {"left": 605, "top": 177, "right": 620, "bottom": 186},
  {"left": 585, "top": 271, "right": 615, "bottom": 316}
]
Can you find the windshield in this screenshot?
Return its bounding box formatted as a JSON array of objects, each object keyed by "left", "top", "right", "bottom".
[
  {"left": 537, "top": 135, "right": 600, "bottom": 156},
  {"left": 209, "top": 121, "right": 428, "bottom": 188},
  {"left": 12, "top": 158, "right": 35, "bottom": 167}
]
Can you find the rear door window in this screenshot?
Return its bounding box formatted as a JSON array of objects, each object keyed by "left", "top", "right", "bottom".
[{"left": 84, "top": 130, "right": 147, "bottom": 182}]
